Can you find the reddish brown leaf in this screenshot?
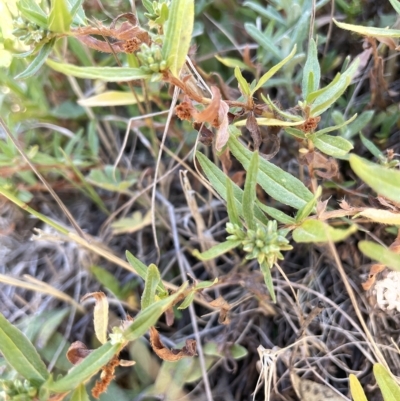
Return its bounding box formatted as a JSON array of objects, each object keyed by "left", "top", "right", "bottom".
[
  {"left": 194, "top": 122, "right": 214, "bottom": 146},
  {"left": 66, "top": 341, "right": 92, "bottom": 365},
  {"left": 92, "top": 356, "right": 120, "bottom": 399},
  {"left": 149, "top": 326, "right": 197, "bottom": 361},
  {"left": 193, "top": 86, "right": 221, "bottom": 125},
  {"left": 165, "top": 307, "right": 175, "bottom": 327}
]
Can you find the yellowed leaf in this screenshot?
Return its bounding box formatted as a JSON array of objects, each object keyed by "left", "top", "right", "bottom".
[
  {"left": 81, "top": 292, "right": 109, "bottom": 344},
  {"left": 111, "top": 210, "right": 152, "bottom": 235},
  {"left": 291, "top": 372, "right": 346, "bottom": 400},
  {"left": 235, "top": 118, "right": 306, "bottom": 127},
  {"left": 356, "top": 208, "right": 400, "bottom": 224},
  {"left": 78, "top": 91, "right": 144, "bottom": 107}
]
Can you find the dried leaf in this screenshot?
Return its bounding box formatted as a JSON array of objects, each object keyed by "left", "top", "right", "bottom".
[
  {"left": 215, "top": 101, "right": 230, "bottom": 151},
  {"left": 356, "top": 208, "right": 400, "bottom": 224},
  {"left": 194, "top": 86, "right": 221, "bottom": 124},
  {"left": 291, "top": 372, "right": 345, "bottom": 400},
  {"left": 149, "top": 326, "right": 197, "bottom": 361},
  {"left": 118, "top": 359, "right": 136, "bottom": 367},
  {"left": 209, "top": 296, "right": 231, "bottom": 324},
  {"left": 246, "top": 112, "right": 262, "bottom": 150},
  {"left": 81, "top": 292, "right": 109, "bottom": 344},
  {"left": 362, "top": 263, "right": 386, "bottom": 290},
  {"left": 92, "top": 355, "right": 120, "bottom": 399},
  {"left": 66, "top": 341, "right": 93, "bottom": 365},
  {"left": 195, "top": 122, "right": 214, "bottom": 146}
]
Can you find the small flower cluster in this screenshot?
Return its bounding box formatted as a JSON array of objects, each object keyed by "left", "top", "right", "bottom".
[
  {"left": 12, "top": 17, "right": 49, "bottom": 45},
  {"left": 226, "top": 221, "right": 292, "bottom": 267},
  {"left": 137, "top": 43, "right": 167, "bottom": 74},
  {"left": 0, "top": 379, "right": 37, "bottom": 401}
]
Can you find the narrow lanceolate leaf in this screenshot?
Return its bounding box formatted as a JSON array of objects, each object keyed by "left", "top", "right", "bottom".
[
  {"left": 226, "top": 178, "right": 240, "bottom": 226},
  {"left": 46, "top": 59, "right": 152, "bottom": 82},
  {"left": 141, "top": 264, "right": 161, "bottom": 309},
  {"left": 162, "top": 0, "right": 194, "bottom": 76},
  {"left": 70, "top": 384, "right": 90, "bottom": 401},
  {"left": 295, "top": 186, "right": 321, "bottom": 223},
  {"left": 349, "top": 374, "right": 368, "bottom": 401},
  {"left": 234, "top": 67, "right": 251, "bottom": 96},
  {"left": 228, "top": 135, "right": 313, "bottom": 209},
  {"left": 235, "top": 118, "right": 305, "bottom": 127},
  {"left": 126, "top": 251, "right": 167, "bottom": 294},
  {"left": 359, "top": 241, "right": 400, "bottom": 271},
  {"left": 292, "top": 220, "right": 357, "bottom": 243},
  {"left": 356, "top": 209, "right": 400, "bottom": 225},
  {"left": 44, "top": 342, "right": 120, "bottom": 392},
  {"left": 334, "top": 19, "right": 400, "bottom": 38},
  {"left": 388, "top": 0, "right": 400, "bottom": 14},
  {"left": 48, "top": 0, "right": 72, "bottom": 33},
  {"left": 373, "top": 363, "right": 400, "bottom": 401},
  {"left": 349, "top": 154, "right": 400, "bottom": 203},
  {"left": 124, "top": 285, "right": 187, "bottom": 341},
  {"left": 242, "top": 151, "right": 259, "bottom": 230},
  {"left": 78, "top": 91, "right": 144, "bottom": 107},
  {"left": 257, "top": 203, "right": 295, "bottom": 224},
  {"left": 196, "top": 151, "right": 269, "bottom": 225},
  {"left": 312, "top": 134, "right": 353, "bottom": 157},
  {"left": 252, "top": 45, "right": 297, "bottom": 94},
  {"left": 260, "top": 261, "right": 276, "bottom": 303},
  {"left": 81, "top": 292, "right": 109, "bottom": 344},
  {"left": 0, "top": 312, "right": 49, "bottom": 385},
  {"left": 193, "top": 240, "right": 242, "bottom": 261},
  {"left": 15, "top": 39, "right": 56, "bottom": 80},
  {"left": 310, "top": 59, "right": 359, "bottom": 117},
  {"left": 302, "top": 39, "right": 320, "bottom": 99},
  {"left": 313, "top": 113, "right": 357, "bottom": 138}
]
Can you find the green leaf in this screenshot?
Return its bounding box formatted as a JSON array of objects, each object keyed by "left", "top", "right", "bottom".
[
  {"left": 349, "top": 154, "right": 400, "bottom": 203},
  {"left": 334, "top": 19, "right": 400, "bottom": 38},
  {"left": 178, "top": 291, "right": 195, "bottom": 310},
  {"left": 312, "top": 113, "right": 357, "bottom": 138},
  {"left": 310, "top": 59, "right": 359, "bottom": 116},
  {"left": 141, "top": 264, "right": 161, "bottom": 309},
  {"left": 358, "top": 241, "right": 400, "bottom": 271},
  {"left": 359, "top": 133, "right": 384, "bottom": 159},
  {"left": 292, "top": 220, "right": 357, "bottom": 243},
  {"left": 124, "top": 286, "right": 187, "bottom": 341},
  {"left": 91, "top": 266, "right": 124, "bottom": 299},
  {"left": 295, "top": 186, "right": 321, "bottom": 223},
  {"left": 193, "top": 240, "right": 242, "bottom": 261},
  {"left": 244, "top": 23, "right": 281, "bottom": 59},
  {"left": 389, "top": 0, "right": 400, "bottom": 14},
  {"left": 260, "top": 261, "right": 276, "bottom": 303},
  {"left": 312, "top": 134, "right": 353, "bottom": 157},
  {"left": 70, "top": 384, "right": 90, "bottom": 401},
  {"left": 48, "top": 0, "right": 72, "bottom": 33},
  {"left": 302, "top": 39, "right": 320, "bottom": 98},
  {"left": 226, "top": 178, "right": 240, "bottom": 226},
  {"left": 234, "top": 67, "right": 251, "bottom": 96},
  {"left": 257, "top": 203, "right": 295, "bottom": 224},
  {"left": 46, "top": 59, "right": 152, "bottom": 82},
  {"left": 126, "top": 251, "right": 167, "bottom": 294},
  {"left": 343, "top": 110, "right": 374, "bottom": 139},
  {"left": 244, "top": 2, "right": 286, "bottom": 25},
  {"left": 0, "top": 312, "right": 49, "bottom": 385},
  {"left": 252, "top": 45, "right": 297, "bottom": 94},
  {"left": 349, "top": 374, "right": 368, "bottom": 401},
  {"left": 374, "top": 363, "right": 400, "bottom": 401},
  {"left": 228, "top": 135, "right": 313, "bottom": 209},
  {"left": 162, "top": 0, "right": 194, "bottom": 76},
  {"left": 15, "top": 39, "right": 56, "bottom": 80},
  {"left": 44, "top": 342, "right": 120, "bottom": 392},
  {"left": 230, "top": 344, "right": 248, "bottom": 359},
  {"left": 242, "top": 151, "right": 259, "bottom": 230},
  {"left": 306, "top": 72, "right": 341, "bottom": 104},
  {"left": 17, "top": 0, "right": 48, "bottom": 28},
  {"left": 196, "top": 151, "right": 269, "bottom": 225},
  {"left": 215, "top": 56, "right": 250, "bottom": 71}
]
